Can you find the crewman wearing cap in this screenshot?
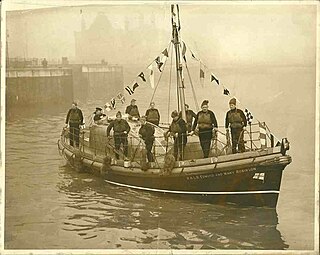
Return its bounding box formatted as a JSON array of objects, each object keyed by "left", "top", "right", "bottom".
[
  {"left": 139, "top": 116, "right": 155, "bottom": 162},
  {"left": 145, "top": 102, "right": 160, "bottom": 126},
  {"left": 192, "top": 100, "right": 218, "bottom": 158},
  {"left": 167, "top": 110, "right": 188, "bottom": 161},
  {"left": 93, "top": 107, "right": 107, "bottom": 125},
  {"left": 125, "top": 99, "right": 140, "bottom": 120},
  {"left": 65, "top": 101, "right": 84, "bottom": 147},
  {"left": 225, "top": 98, "right": 247, "bottom": 153},
  {"left": 106, "top": 111, "right": 131, "bottom": 159}
]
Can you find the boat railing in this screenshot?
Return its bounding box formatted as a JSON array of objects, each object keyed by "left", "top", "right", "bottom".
[{"left": 60, "top": 121, "right": 278, "bottom": 164}]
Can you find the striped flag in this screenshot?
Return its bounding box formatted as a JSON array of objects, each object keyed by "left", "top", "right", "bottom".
[{"left": 125, "top": 86, "right": 134, "bottom": 95}]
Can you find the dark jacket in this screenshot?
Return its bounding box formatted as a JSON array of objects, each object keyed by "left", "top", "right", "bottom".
[
  {"left": 225, "top": 108, "right": 247, "bottom": 129},
  {"left": 125, "top": 105, "right": 140, "bottom": 118},
  {"left": 66, "top": 108, "right": 84, "bottom": 125},
  {"left": 94, "top": 113, "right": 106, "bottom": 122},
  {"left": 192, "top": 110, "right": 218, "bottom": 130},
  {"left": 106, "top": 119, "right": 130, "bottom": 136},
  {"left": 139, "top": 123, "right": 155, "bottom": 142},
  {"left": 179, "top": 109, "right": 196, "bottom": 131},
  {"left": 169, "top": 118, "right": 187, "bottom": 135},
  {"left": 145, "top": 108, "right": 160, "bottom": 125}
]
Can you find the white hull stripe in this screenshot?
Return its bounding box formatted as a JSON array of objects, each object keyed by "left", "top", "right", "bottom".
[{"left": 104, "top": 180, "right": 280, "bottom": 195}]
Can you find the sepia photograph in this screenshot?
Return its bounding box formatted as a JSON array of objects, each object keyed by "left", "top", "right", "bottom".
[{"left": 1, "top": 0, "right": 319, "bottom": 253}]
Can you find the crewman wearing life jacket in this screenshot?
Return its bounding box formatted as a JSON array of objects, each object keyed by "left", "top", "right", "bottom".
[
  {"left": 167, "top": 110, "right": 188, "bottom": 161},
  {"left": 93, "top": 107, "right": 107, "bottom": 125},
  {"left": 192, "top": 100, "right": 218, "bottom": 158},
  {"left": 179, "top": 104, "right": 197, "bottom": 132},
  {"left": 145, "top": 102, "right": 160, "bottom": 126},
  {"left": 225, "top": 98, "right": 247, "bottom": 153},
  {"left": 139, "top": 115, "right": 155, "bottom": 162},
  {"left": 65, "top": 102, "right": 84, "bottom": 147},
  {"left": 125, "top": 99, "right": 140, "bottom": 120},
  {"left": 106, "top": 111, "right": 131, "bottom": 159}
]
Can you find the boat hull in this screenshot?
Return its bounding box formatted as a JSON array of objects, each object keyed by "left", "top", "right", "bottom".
[{"left": 58, "top": 139, "right": 290, "bottom": 207}]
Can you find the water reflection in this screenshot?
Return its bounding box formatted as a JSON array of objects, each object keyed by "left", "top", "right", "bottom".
[{"left": 58, "top": 164, "right": 288, "bottom": 249}]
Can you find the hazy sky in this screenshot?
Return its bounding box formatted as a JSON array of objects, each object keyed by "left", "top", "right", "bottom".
[{"left": 4, "top": 1, "right": 317, "bottom": 67}]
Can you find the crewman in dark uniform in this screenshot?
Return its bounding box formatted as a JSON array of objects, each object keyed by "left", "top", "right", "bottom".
[
  {"left": 125, "top": 99, "right": 140, "bottom": 120},
  {"left": 139, "top": 116, "right": 155, "bottom": 162},
  {"left": 179, "top": 104, "right": 197, "bottom": 132},
  {"left": 192, "top": 100, "right": 218, "bottom": 158},
  {"left": 106, "top": 111, "right": 131, "bottom": 159},
  {"left": 93, "top": 107, "right": 106, "bottom": 125},
  {"left": 65, "top": 102, "right": 84, "bottom": 147},
  {"left": 145, "top": 102, "right": 160, "bottom": 126},
  {"left": 225, "top": 98, "right": 247, "bottom": 153},
  {"left": 167, "top": 110, "right": 187, "bottom": 161}
]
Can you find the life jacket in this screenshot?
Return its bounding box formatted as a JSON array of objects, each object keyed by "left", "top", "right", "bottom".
[
  {"left": 69, "top": 109, "right": 81, "bottom": 124},
  {"left": 228, "top": 110, "right": 243, "bottom": 129},
  {"left": 197, "top": 112, "right": 212, "bottom": 129},
  {"left": 128, "top": 105, "right": 139, "bottom": 117},
  {"left": 146, "top": 109, "right": 159, "bottom": 123},
  {"left": 170, "top": 120, "right": 182, "bottom": 133},
  {"left": 113, "top": 119, "right": 129, "bottom": 134}
]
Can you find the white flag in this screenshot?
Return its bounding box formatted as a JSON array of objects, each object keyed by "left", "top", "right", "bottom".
[{"left": 148, "top": 63, "right": 154, "bottom": 89}]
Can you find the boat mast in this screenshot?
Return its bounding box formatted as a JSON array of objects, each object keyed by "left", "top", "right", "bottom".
[{"left": 171, "top": 4, "right": 187, "bottom": 121}]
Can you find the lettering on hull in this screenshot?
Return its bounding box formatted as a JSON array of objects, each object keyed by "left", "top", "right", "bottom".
[{"left": 186, "top": 168, "right": 256, "bottom": 181}]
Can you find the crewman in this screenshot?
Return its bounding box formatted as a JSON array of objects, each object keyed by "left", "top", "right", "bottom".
[
  {"left": 191, "top": 100, "right": 218, "bottom": 158},
  {"left": 179, "top": 104, "right": 197, "bottom": 132},
  {"left": 125, "top": 99, "right": 140, "bottom": 120},
  {"left": 139, "top": 116, "right": 155, "bottom": 162},
  {"left": 225, "top": 98, "right": 247, "bottom": 153},
  {"left": 145, "top": 102, "right": 160, "bottom": 126},
  {"left": 93, "top": 107, "right": 106, "bottom": 125},
  {"left": 65, "top": 102, "right": 84, "bottom": 147},
  {"left": 106, "top": 111, "right": 131, "bottom": 159},
  {"left": 167, "top": 110, "right": 187, "bottom": 161}
]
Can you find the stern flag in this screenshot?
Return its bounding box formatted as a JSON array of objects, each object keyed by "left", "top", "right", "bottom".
[
  {"left": 125, "top": 86, "right": 134, "bottom": 95},
  {"left": 110, "top": 98, "right": 116, "bottom": 109},
  {"left": 132, "top": 82, "right": 139, "bottom": 91},
  {"left": 223, "top": 88, "right": 230, "bottom": 95},
  {"left": 155, "top": 56, "right": 163, "bottom": 72},
  {"left": 117, "top": 93, "right": 125, "bottom": 104},
  {"left": 244, "top": 108, "right": 254, "bottom": 124},
  {"left": 148, "top": 64, "right": 155, "bottom": 89},
  {"left": 138, "top": 72, "right": 146, "bottom": 82},
  {"left": 211, "top": 74, "right": 219, "bottom": 85},
  {"left": 200, "top": 62, "right": 205, "bottom": 87}
]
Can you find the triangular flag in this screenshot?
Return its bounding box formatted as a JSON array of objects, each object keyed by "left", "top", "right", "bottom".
[
  {"left": 210, "top": 74, "right": 219, "bottom": 85},
  {"left": 133, "top": 82, "right": 139, "bottom": 91},
  {"left": 162, "top": 48, "right": 169, "bottom": 58},
  {"left": 110, "top": 98, "right": 116, "bottom": 109},
  {"left": 125, "top": 86, "right": 134, "bottom": 95},
  {"left": 148, "top": 64, "right": 154, "bottom": 89},
  {"left": 155, "top": 56, "right": 163, "bottom": 72},
  {"left": 223, "top": 88, "right": 230, "bottom": 95},
  {"left": 190, "top": 50, "right": 198, "bottom": 61},
  {"left": 138, "top": 72, "right": 146, "bottom": 82},
  {"left": 200, "top": 62, "right": 205, "bottom": 87},
  {"left": 117, "top": 93, "right": 125, "bottom": 104},
  {"left": 104, "top": 102, "right": 112, "bottom": 112}
]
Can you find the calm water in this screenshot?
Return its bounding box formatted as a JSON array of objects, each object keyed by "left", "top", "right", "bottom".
[{"left": 5, "top": 67, "right": 315, "bottom": 250}]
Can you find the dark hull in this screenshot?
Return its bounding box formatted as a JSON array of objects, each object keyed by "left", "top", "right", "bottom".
[{"left": 58, "top": 139, "right": 290, "bottom": 207}]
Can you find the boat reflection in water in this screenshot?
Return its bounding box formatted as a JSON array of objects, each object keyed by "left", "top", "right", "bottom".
[{"left": 57, "top": 164, "right": 289, "bottom": 250}]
